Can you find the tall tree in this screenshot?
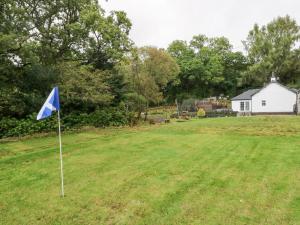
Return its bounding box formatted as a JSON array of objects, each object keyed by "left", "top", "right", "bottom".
[
  {"left": 243, "top": 15, "right": 300, "bottom": 86},
  {"left": 167, "top": 35, "right": 246, "bottom": 100},
  {"left": 58, "top": 62, "right": 113, "bottom": 113},
  {"left": 118, "top": 47, "right": 179, "bottom": 116},
  {"left": 140, "top": 47, "right": 180, "bottom": 93},
  {"left": 0, "top": 0, "right": 132, "bottom": 117}
]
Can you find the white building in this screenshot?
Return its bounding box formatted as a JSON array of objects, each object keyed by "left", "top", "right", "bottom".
[{"left": 231, "top": 76, "right": 298, "bottom": 115}]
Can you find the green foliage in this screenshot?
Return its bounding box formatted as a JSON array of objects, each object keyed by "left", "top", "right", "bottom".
[
  {"left": 58, "top": 62, "right": 114, "bottom": 111},
  {"left": 2, "top": 1, "right": 300, "bottom": 132},
  {"left": 123, "top": 93, "right": 147, "bottom": 113},
  {"left": 119, "top": 47, "right": 180, "bottom": 106},
  {"left": 89, "top": 108, "right": 129, "bottom": 127},
  {"left": 0, "top": 107, "right": 130, "bottom": 138},
  {"left": 167, "top": 35, "right": 247, "bottom": 99},
  {"left": 197, "top": 108, "right": 206, "bottom": 117},
  {"left": 0, "top": 0, "right": 132, "bottom": 118},
  {"left": 205, "top": 110, "right": 237, "bottom": 117},
  {"left": 141, "top": 47, "right": 180, "bottom": 89},
  {"left": 0, "top": 115, "right": 57, "bottom": 138},
  {"left": 243, "top": 15, "right": 300, "bottom": 86},
  {"left": 62, "top": 113, "right": 90, "bottom": 128},
  {"left": 81, "top": 5, "right": 133, "bottom": 69}
]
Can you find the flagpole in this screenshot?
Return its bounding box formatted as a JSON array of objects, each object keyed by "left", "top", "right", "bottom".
[{"left": 57, "top": 110, "right": 64, "bottom": 197}]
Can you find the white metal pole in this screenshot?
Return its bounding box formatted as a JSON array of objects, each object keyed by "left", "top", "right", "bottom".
[{"left": 57, "top": 110, "right": 64, "bottom": 197}]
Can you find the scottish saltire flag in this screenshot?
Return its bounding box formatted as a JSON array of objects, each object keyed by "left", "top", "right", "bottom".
[{"left": 37, "top": 87, "right": 60, "bottom": 120}]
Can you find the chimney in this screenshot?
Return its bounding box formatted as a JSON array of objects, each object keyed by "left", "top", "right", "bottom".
[{"left": 270, "top": 72, "right": 277, "bottom": 82}]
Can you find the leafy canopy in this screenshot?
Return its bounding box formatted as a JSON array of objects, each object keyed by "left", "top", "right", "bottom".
[{"left": 243, "top": 15, "right": 300, "bottom": 86}]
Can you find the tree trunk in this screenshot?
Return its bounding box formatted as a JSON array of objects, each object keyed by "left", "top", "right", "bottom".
[
  {"left": 175, "top": 98, "right": 180, "bottom": 117},
  {"left": 144, "top": 102, "right": 149, "bottom": 121}
]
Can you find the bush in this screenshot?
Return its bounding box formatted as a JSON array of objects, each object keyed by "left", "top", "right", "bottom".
[
  {"left": 0, "top": 106, "right": 132, "bottom": 138},
  {"left": 0, "top": 115, "right": 57, "bottom": 138},
  {"left": 61, "top": 113, "right": 89, "bottom": 128},
  {"left": 197, "top": 108, "right": 206, "bottom": 118},
  {"left": 89, "top": 110, "right": 110, "bottom": 127},
  {"left": 0, "top": 117, "right": 18, "bottom": 138},
  {"left": 205, "top": 109, "right": 236, "bottom": 118}
]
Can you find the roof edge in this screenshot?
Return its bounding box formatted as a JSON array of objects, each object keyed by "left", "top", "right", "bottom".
[{"left": 251, "top": 82, "right": 298, "bottom": 98}]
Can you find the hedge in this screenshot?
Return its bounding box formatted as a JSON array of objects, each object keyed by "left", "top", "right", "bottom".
[{"left": 0, "top": 107, "right": 133, "bottom": 138}]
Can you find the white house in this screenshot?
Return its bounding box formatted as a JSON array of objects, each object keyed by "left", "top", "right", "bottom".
[{"left": 231, "top": 76, "right": 298, "bottom": 115}]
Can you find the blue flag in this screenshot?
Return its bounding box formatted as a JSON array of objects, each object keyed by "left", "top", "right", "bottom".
[{"left": 37, "top": 87, "right": 60, "bottom": 120}]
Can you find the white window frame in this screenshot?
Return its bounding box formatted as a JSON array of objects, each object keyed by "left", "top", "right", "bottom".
[
  {"left": 262, "top": 100, "right": 266, "bottom": 107},
  {"left": 245, "top": 101, "right": 250, "bottom": 111},
  {"left": 240, "top": 101, "right": 245, "bottom": 111}
]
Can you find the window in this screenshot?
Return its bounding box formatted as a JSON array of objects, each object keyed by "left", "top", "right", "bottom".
[
  {"left": 262, "top": 100, "right": 266, "bottom": 106},
  {"left": 245, "top": 101, "right": 250, "bottom": 111},
  {"left": 240, "top": 101, "right": 244, "bottom": 111}
]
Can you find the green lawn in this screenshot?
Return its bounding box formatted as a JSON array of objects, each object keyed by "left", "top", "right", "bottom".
[{"left": 1, "top": 116, "right": 300, "bottom": 225}]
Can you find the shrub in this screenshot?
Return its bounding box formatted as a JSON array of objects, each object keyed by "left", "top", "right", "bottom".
[
  {"left": 197, "top": 108, "right": 206, "bottom": 118},
  {"left": 0, "top": 106, "right": 132, "bottom": 138},
  {"left": 88, "top": 108, "right": 127, "bottom": 127},
  {"left": 0, "top": 115, "right": 57, "bottom": 138},
  {"left": 89, "top": 110, "right": 109, "bottom": 127},
  {"left": 205, "top": 110, "right": 237, "bottom": 118}
]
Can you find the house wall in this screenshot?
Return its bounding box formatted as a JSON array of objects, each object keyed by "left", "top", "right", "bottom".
[
  {"left": 251, "top": 83, "right": 296, "bottom": 113},
  {"left": 231, "top": 100, "right": 252, "bottom": 112}
]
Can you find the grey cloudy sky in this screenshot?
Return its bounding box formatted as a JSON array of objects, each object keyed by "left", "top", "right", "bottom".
[{"left": 99, "top": 0, "right": 300, "bottom": 51}]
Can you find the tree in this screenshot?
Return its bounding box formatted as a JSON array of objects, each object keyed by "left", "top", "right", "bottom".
[
  {"left": 167, "top": 40, "right": 195, "bottom": 60},
  {"left": 81, "top": 7, "right": 133, "bottom": 69},
  {"left": 0, "top": 0, "right": 132, "bottom": 117},
  {"left": 243, "top": 15, "right": 300, "bottom": 86},
  {"left": 167, "top": 35, "right": 246, "bottom": 100},
  {"left": 0, "top": 0, "right": 132, "bottom": 67},
  {"left": 120, "top": 47, "right": 179, "bottom": 104},
  {"left": 58, "top": 62, "right": 113, "bottom": 113},
  {"left": 140, "top": 47, "right": 180, "bottom": 92},
  {"left": 117, "top": 47, "right": 179, "bottom": 117},
  {"left": 220, "top": 51, "right": 248, "bottom": 95}
]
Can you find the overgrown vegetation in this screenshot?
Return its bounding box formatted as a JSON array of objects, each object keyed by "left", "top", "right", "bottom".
[
  {"left": 1, "top": 0, "right": 300, "bottom": 137},
  {"left": 0, "top": 106, "right": 132, "bottom": 138}
]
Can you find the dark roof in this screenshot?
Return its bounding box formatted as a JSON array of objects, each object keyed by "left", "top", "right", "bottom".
[
  {"left": 231, "top": 89, "right": 261, "bottom": 101},
  {"left": 290, "top": 88, "right": 298, "bottom": 93},
  {"left": 232, "top": 82, "right": 299, "bottom": 101}
]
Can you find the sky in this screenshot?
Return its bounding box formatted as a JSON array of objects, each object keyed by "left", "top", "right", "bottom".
[{"left": 99, "top": 0, "right": 300, "bottom": 51}]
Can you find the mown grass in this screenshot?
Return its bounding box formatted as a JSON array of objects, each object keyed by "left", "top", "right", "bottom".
[{"left": 1, "top": 116, "right": 300, "bottom": 225}]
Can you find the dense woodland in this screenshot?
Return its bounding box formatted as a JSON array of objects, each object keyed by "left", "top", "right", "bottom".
[{"left": 1, "top": 0, "right": 300, "bottom": 136}]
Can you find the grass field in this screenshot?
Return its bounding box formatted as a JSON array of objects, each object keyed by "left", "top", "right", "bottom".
[{"left": 1, "top": 116, "right": 300, "bottom": 225}]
